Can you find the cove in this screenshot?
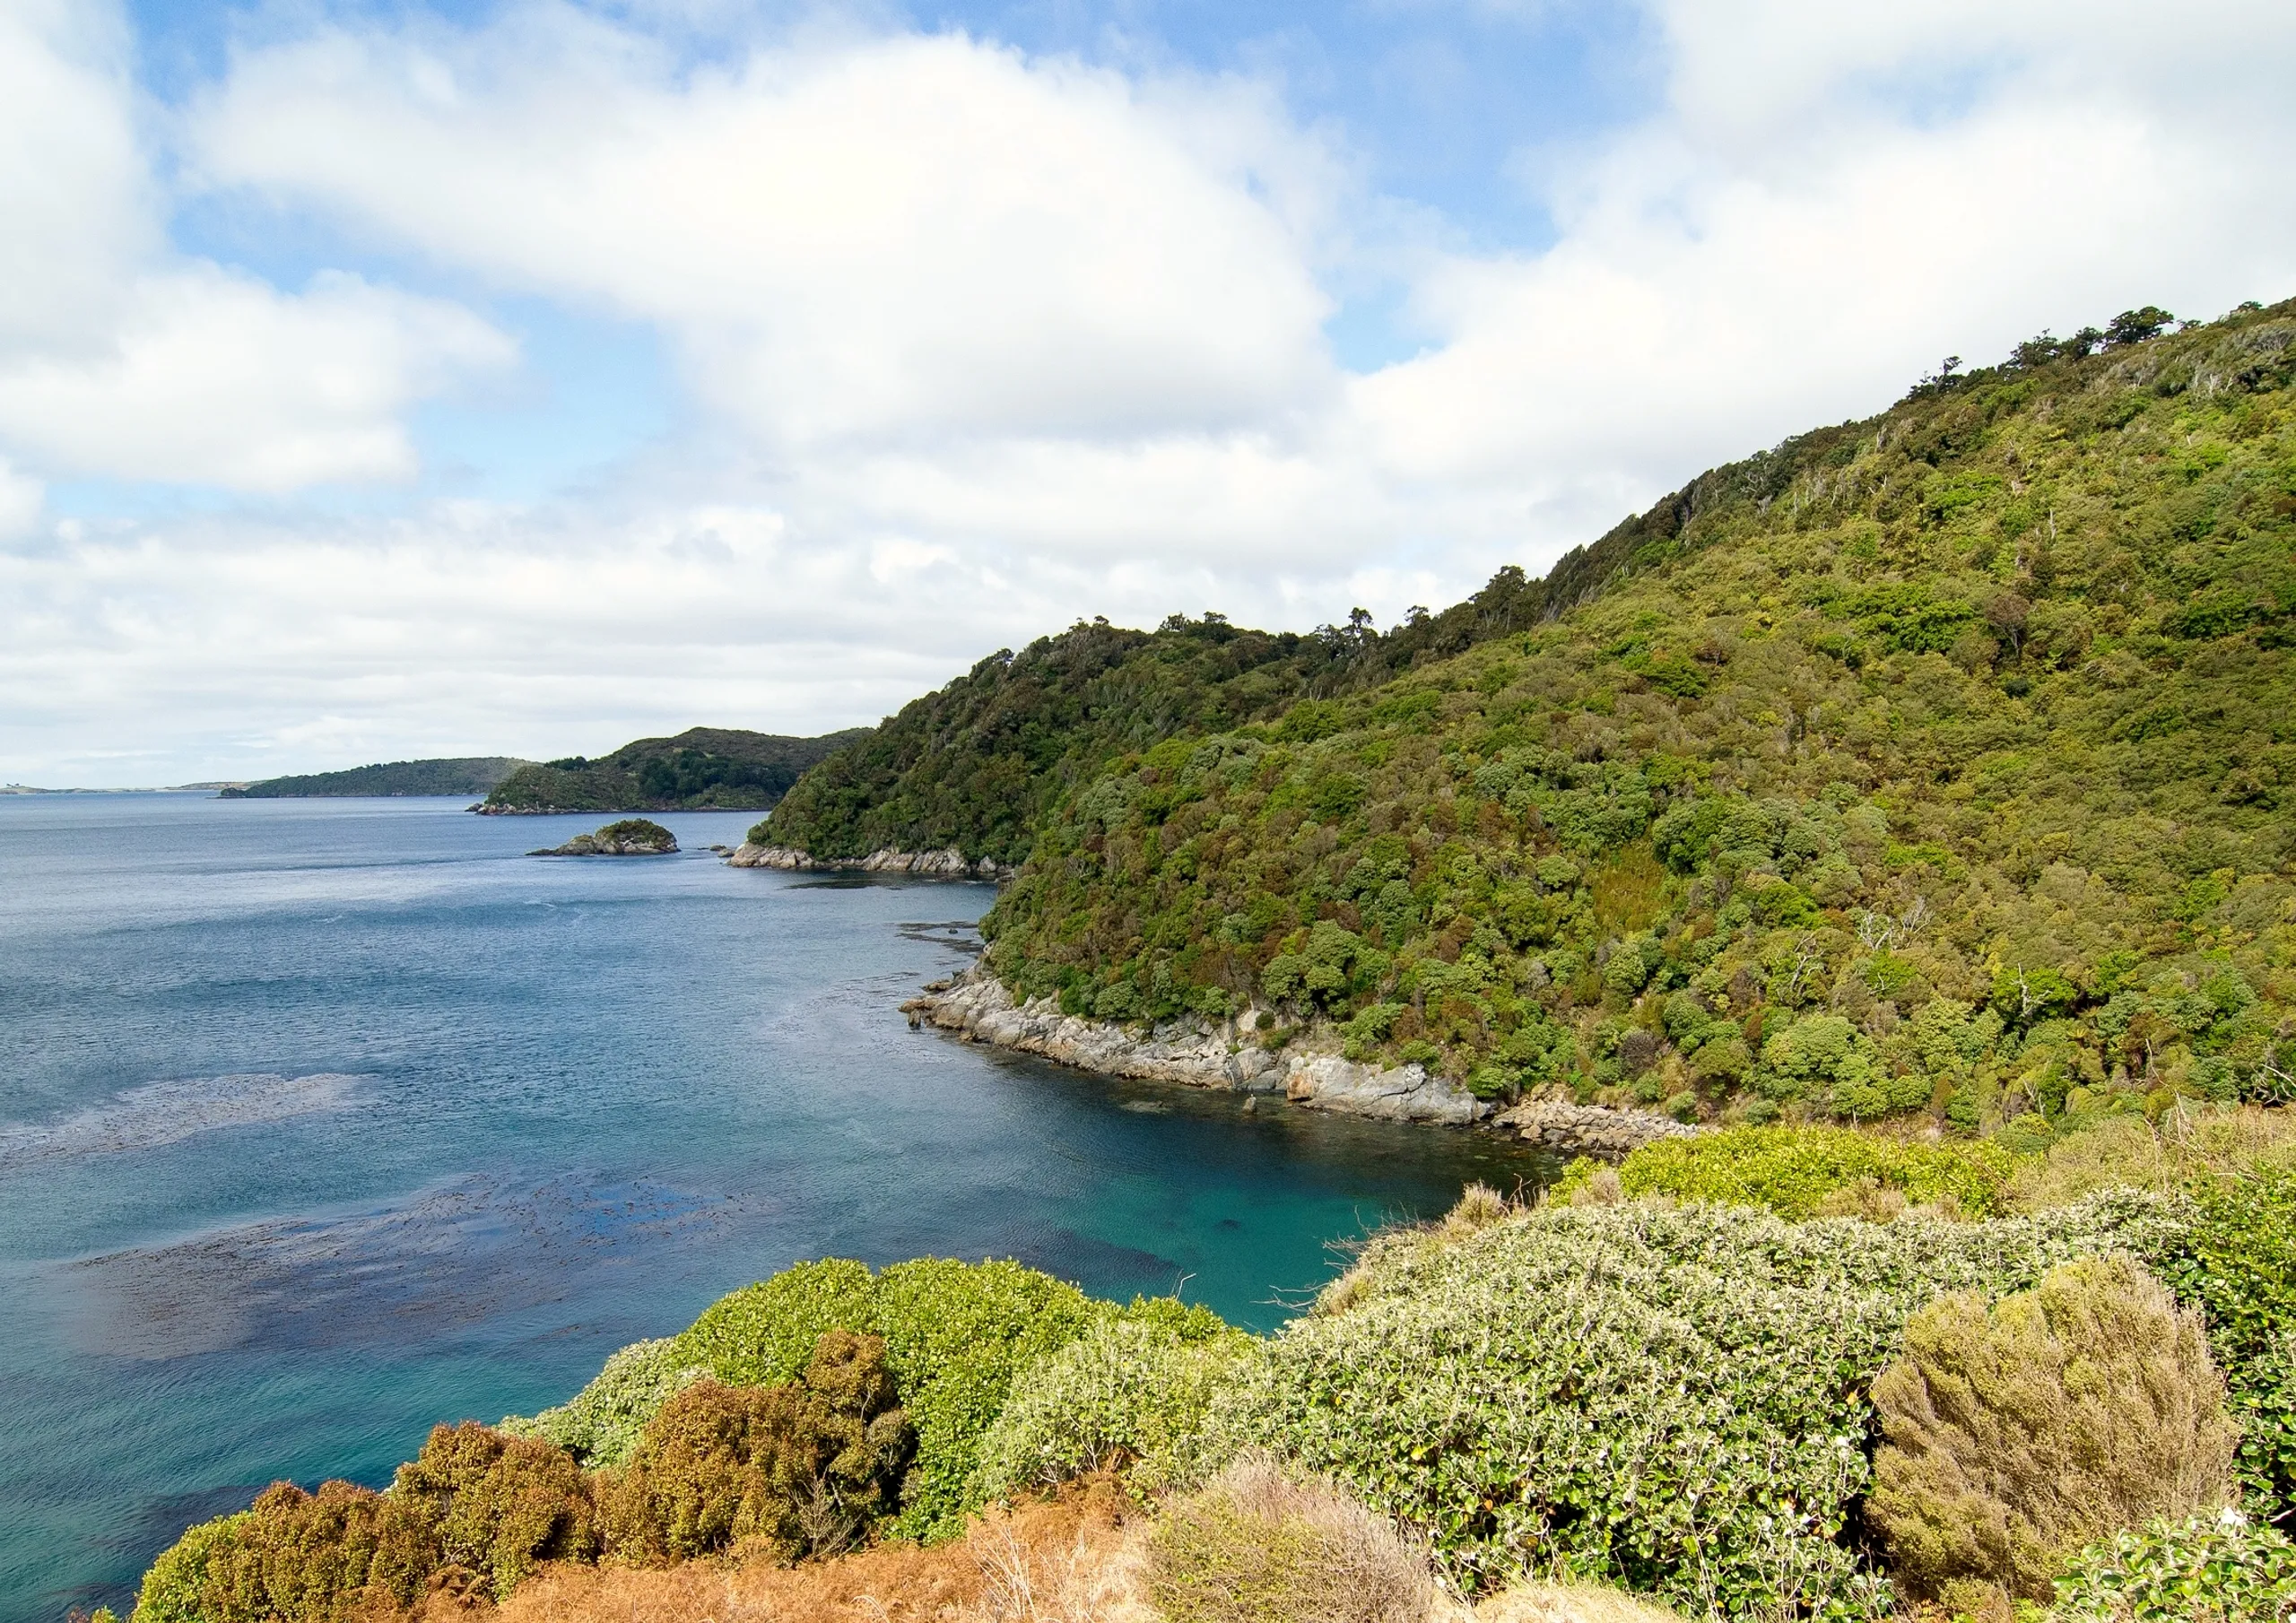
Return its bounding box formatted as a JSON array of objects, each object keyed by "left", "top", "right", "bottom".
[{"left": 0, "top": 794, "right": 1552, "bottom": 1621}]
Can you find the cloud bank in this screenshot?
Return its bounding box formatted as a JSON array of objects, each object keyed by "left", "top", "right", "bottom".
[{"left": 3, "top": 0, "right": 2292, "bottom": 783}]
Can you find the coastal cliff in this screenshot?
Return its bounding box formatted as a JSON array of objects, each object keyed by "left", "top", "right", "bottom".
[
  {"left": 727, "top": 842, "right": 1016, "bottom": 881},
  {"left": 902, "top": 961, "right": 1693, "bottom": 1151}
]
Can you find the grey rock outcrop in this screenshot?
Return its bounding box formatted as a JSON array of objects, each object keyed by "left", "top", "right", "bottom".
[
  {"left": 727, "top": 842, "right": 1013, "bottom": 881},
  {"left": 902, "top": 965, "right": 1486, "bottom": 1127},
  {"left": 1493, "top": 1098, "right": 1696, "bottom": 1155},
  {"left": 530, "top": 818, "right": 677, "bottom": 856}
]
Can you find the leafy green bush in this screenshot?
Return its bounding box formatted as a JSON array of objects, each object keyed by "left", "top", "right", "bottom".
[
  {"left": 670, "top": 1256, "right": 1101, "bottom": 1540},
  {"left": 2147, "top": 1166, "right": 2296, "bottom": 1520},
  {"left": 974, "top": 1305, "right": 1254, "bottom": 1497},
  {"left": 1606, "top": 1124, "right": 2015, "bottom": 1219},
  {"left": 500, "top": 1336, "right": 704, "bottom": 1468},
  {"left": 1206, "top": 1194, "right": 2180, "bottom": 1618},
  {"left": 599, "top": 1330, "right": 910, "bottom": 1566},
  {"left": 1866, "top": 1255, "right": 2237, "bottom": 1603},
  {"left": 2054, "top": 1511, "right": 2296, "bottom": 1622}
]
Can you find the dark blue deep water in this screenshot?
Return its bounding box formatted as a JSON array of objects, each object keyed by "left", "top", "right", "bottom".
[{"left": 0, "top": 794, "right": 1547, "bottom": 1620}]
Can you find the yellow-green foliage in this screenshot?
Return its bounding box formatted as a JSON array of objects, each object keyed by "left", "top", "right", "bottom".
[
  {"left": 1866, "top": 1254, "right": 2238, "bottom": 1603},
  {"left": 500, "top": 1336, "right": 705, "bottom": 1468},
  {"left": 1145, "top": 1454, "right": 1441, "bottom": 1623},
  {"left": 671, "top": 1257, "right": 1102, "bottom": 1540},
  {"left": 1584, "top": 1124, "right": 2015, "bottom": 1218},
  {"left": 976, "top": 303, "right": 2296, "bottom": 1137}
]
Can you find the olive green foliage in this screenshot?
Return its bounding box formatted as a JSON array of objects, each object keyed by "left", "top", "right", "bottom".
[
  {"left": 979, "top": 303, "right": 2296, "bottom": 1136},
  {"left": 2054, "top": 1511, "right": 2296, "bottom": 1622},
  {"left": 1206, "top": 1193, "right": 2179, "bottom": 1618},
  {"left": 670, "top": 1256, "right": 1104, "bottom": 1540},
  {"left": 482, "top": 726, "right": 863, "bottom": 812},
  {"left": 974, "top": 1300, "right": 1254, "bottom": 1497},
  {"left": 1562, "top": 1124, "right": 2016, "bottom": 1218},
  {"left": 1145, "top": 1454, "right": 1442, "bottom": 1623},
  {"left": 133, "top": 1422, "right": 596, "bottom": 1621},
  {"left": 219, "top": 757, "right": 528, "bottom": 798},
  {"left": 758, "top": 576, "right": 1565, "bottom": 868},
  {"left": 500, "top": 1336, "right": 705, "bottom": 1468},
  {"left": 2149, "top": 1164, "right": 2296, "bottom": 1520},
  {"left": 1866, "top": 1255, "right": 2237, "bottom": 1602},
  {"left": 600, "top": 1330, "right": 911, "bottom": 1566}
]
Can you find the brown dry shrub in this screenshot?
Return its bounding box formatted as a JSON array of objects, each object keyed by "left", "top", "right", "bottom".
[
  {"left": 195, "top": 1478, "right": 436, "bottom": 1621},
  {"left": 601, "top": 1328, "right": 912, "bottom": 1567},
  {"left": 392, "top": 1421, "right": 598, "bottom": 1597},
  {"left": 1866, "top": 1253, "right": 2239, "bottom": 1603},
  {"left": 1144, "top": 1453, "right": 1444, "bottom": 1623},
  {"left": 486, "top": 1473, "right": 1141, "bottom": 1623}
]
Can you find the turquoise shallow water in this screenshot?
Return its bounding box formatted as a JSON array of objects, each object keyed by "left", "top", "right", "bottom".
[{"left": 0, "top": 794, "right": 1549, "bottom": 1619}]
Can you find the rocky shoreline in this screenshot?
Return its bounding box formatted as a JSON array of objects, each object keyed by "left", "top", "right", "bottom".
[
  {"left": 727, "top": 842, "right": 1016, "bottom": 881},
  {"left": 900, "top": 962, "right": 1695, "bottom": 1154}
]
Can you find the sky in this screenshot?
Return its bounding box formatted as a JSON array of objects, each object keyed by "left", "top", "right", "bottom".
[{"left": 4, "top": 0, "right": 2293, "bottom": 785}]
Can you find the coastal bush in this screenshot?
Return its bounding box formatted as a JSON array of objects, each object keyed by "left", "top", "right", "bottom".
[
  {"left": 1207, "top": 1194, "right": 2181, "bottom": 1618},
  {"left": 392, "top": 1421, "right": 601, "bottom": 1597},
  {"left": 500, "top": 1336, "right": 704, "bottom": 1468},
  {"left": 2053, "top": 1511, "right": 2296, "bottom": 1621},
  {"left": 1578, "top": 1124, "right": 2015, "bottom": 1219},
  {"left": 974, "top": 1306, "right": 1255, "bottom": 1497},
  {"left": 600, "top": 1331, "right": 911, "bottom": 1566},
  {"left": 1144, "top": 1454, "right": 1444, "bottom": 1623},
  {"left": 669, "top": 1256, "right": 1102, "bottom": 1540},
  {"left": 1865, "top": 1255, "right": 2237, "bottom": 1603}
]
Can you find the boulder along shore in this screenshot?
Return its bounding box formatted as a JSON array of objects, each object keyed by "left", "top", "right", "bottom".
[
  {"left": 900, "top": 960, "right": 1695, "bottom": 1156},
  {"left": 726, "top": 841, "right": 1016, "bottom": 881}
]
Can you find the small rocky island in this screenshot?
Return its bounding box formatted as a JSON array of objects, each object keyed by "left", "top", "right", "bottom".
[{"left": 529, "top": 818, "right": 678, "bottom": 856}]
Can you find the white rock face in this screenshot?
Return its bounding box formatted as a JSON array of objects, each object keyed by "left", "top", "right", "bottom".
[
  {"left": 1493, "top": 1098, "right": 1698, "bottom": 1155},
  {"left": 726, "top": 842, "right": 1013, "bottom": 880},
  {"left": 903, "top": 965, "right": 1487, "bottom": 1127}
]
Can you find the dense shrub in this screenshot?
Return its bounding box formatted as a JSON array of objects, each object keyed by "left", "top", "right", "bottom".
[
  {"left": 670, "top": 1256, "right": 1104, "bottom": 1539},
  {"left": 2148, "top": 1166, "right": 2296, "bottom": 1519},
  {"left": 500, "top": 1336, "right": 705, "bottom": 1468},
  {"left": 1145, "top": 1454, "right": 1442, "bottom": 1623},
  {"left": 975, "top": 1304, "right": 1254, "bottom": 1497},
  {"left": 1865, "top": 1255, "right": 2237, "bottom": 1603},
  {"left": 1206, "top": 1195, "right": 2179, "bottom": 1618},
  {"left": 2054, "top": 1511, "right": 2296, "bottom": 1621},
  {"left": 601, "top": 1330, "right": 910, "bottom": 1565},
  {"left": 133, "top": 1422, "right": 594, "bottom": 1621},
  {"left": 1569, "top": 1124, "right": 2015, "bottom": 1219}
]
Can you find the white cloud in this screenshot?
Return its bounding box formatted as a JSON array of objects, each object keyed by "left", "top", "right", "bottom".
[
  {"left": 9, "top": 0, "right": 2296, "bottom": 782},
  {"left": 0, "top": 0, "right": 511, "bottom": 490},
  {"left": 189, "top": 16, "right": 1341, "bottom": 448},
  {"left": 0, "top": 456, "right": 41, "bottom": 540}
]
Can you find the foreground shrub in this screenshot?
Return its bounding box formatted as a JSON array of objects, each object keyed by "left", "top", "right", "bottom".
[
  {"left": 1591, "top": 1124, "right": 2014, "bottom": 1219},
  {"left": 1146, "top": 1454, "right": 1441, "bottom": 1623},
  {"left": 500, "top": 1336, "right": 704, "bottom": 1468},
  {"left": 975, "top": 1304, "right": 1253, "bottom": 1497},
  {"left": 602, "top": 1329, "right": 911, "bottom": 1565},
  {"left": 1210, "top": 1193, "right": 2180, "bottom": 1618},
  {"left": 1474, "top": 1582, "right": 1687, "bottom": 1622},
  {"left": 1866, "top": 1254, "right": 2237, "bottom": 1603},
  {"left": 2149, "top": 1165, "right": 2296, "bottom": 1519},
  {"left": 2054, "top": 1511, "right": 2296, "bottom": 1621},
  {"left": 391, "top": 1421, "right": 600, "bottom": 1596},
  {"left": 671, "top": 1256, "right": 1101, "bottom": 1539}
]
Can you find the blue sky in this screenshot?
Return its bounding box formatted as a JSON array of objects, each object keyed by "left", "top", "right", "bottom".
[{"left": 4, "top": 0, "right": 2292, "bottom": 782}]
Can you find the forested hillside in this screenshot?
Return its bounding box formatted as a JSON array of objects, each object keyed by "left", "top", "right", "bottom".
[
  {"left": 756, "top": 571, "right": 1566, "bottom": 865},
  {"left": 978, "top": 300, "right": 2296, "bottom": 1139},
  {"left": 221, "top": 757, "right": 529, "bottom": 797},
  {"left": 479, "top": 727, "right": 865, "bottom": 814}
]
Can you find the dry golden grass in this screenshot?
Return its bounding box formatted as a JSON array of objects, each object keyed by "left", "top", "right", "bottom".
[
  {"left": 2006, "top": 1102, "right": 2296, "bottom": 1209},
  {"left": 475, "top": 1475, "right": 1141, "bottom": 1623},
  {"left": 1144, "top": 1454, "right": 1447, "bottom": 1623},
  {"left": 1471, "top": 1581, "right": 1686, "bottom": 1623},
  {"left": 1866, "top": 1254, "right": 2238, "bottom": 1602}
]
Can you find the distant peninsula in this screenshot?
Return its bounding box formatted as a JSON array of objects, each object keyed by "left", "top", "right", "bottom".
[
  {"left": 221, "top": 757, "right": 530, "bottom": 798},
  {"left": 476, "top": 726, "right": 866, "bottom": 815}
]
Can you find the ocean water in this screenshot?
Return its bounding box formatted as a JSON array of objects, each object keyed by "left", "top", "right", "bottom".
[{"left": 0, "top": 794, "right": 1550, "bottom": 1619}]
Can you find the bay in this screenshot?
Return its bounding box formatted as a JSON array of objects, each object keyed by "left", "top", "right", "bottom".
[{"left": 0, "top": 794, "right": 1549, "bottom": 1620}]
